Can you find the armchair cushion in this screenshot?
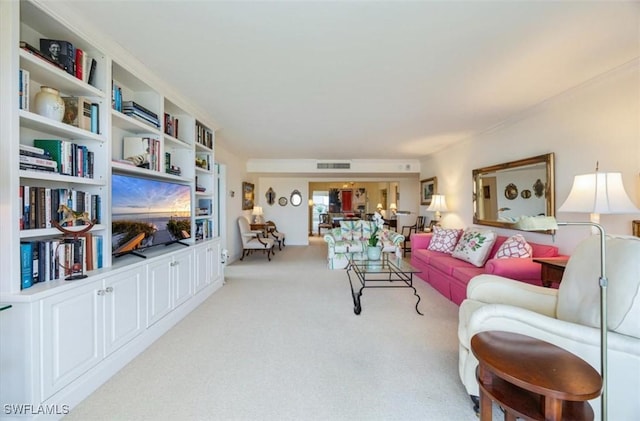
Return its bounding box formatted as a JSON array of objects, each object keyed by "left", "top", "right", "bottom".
[{"left": 557, "top": 235, "right": 640, "bottom": 337}]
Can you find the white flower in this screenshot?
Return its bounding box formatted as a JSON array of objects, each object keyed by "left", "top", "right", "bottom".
[{"left": 372, "top": 211, "right": 384, "bottom": 230}]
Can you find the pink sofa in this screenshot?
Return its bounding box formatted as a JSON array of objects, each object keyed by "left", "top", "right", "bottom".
[{"left": 410, "top": 233, "right": 561, "bottom": 305}]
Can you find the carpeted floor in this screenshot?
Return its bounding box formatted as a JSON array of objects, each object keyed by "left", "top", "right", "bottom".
[{"left": 65, "top": 237, "right": 486, "bottom": 420}]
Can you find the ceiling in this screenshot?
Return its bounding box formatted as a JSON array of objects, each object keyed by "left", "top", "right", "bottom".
[{"left": 56, "top": 1, "right": 639, "bottom": 161}]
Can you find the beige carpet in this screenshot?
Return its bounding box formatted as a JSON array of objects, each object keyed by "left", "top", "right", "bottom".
[{"left": 65, "top": 237, "right": 484, "bottom": 420}]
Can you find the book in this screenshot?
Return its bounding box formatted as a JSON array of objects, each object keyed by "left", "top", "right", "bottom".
[
  {"left": 61, "top": 96, "right": 92, "bottom": 131},
  {"left": 20, "top": 242, "right": 33, "bottom": 289},
  {"left": 90, "top": 103, "right": 99, "bottom": 134},
  {"left": 20, "top": 144, "right": 45, "bottom": 155},
  {"left": 33, "top": 139, "right": 65, "bottom": 174},
  {"left": 75, "top": 48, "right": 84, "bottom": 80},
  {"left": 20, "top": 41, "right": 65, "bottom": 70},
  {"left": 19, "top": 68, "right": 30, "bottom": 110},
  {"left": 19, "top": 154, "right": 57, "bottom": 169},
  {"left": 87, "top": 57, "right": 97, "bottom": 87},
  {"left": 39, "top": 39, "right": 75, "bottom": 76}
]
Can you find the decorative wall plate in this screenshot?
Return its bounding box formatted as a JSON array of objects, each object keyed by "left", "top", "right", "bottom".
[
  {"left": 533, "top": 179, "right": 545, "bottom": 197},
  {"left": 504, "top": 183, "right": 518, "bottom": 200},
  {"left": 266, "top": 187, "right": 276, "bottom": 206},
  {"left": 521, "top": 189, "right": 532, "bottom": 199},
  {"left": 278, "top": 196, "right": 288, "bottom": 206}
]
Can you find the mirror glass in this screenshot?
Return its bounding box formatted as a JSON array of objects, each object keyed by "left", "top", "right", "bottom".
[
  {"left": 290, "top": 189, "right": 303, "bottom": 207},
  {"left": 473, "top": 153, "right": 555, "bottom": 232}
]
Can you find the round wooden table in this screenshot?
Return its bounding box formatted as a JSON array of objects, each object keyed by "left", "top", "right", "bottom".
[{"left": 471, "top": 331, "right": 602, "bottom": 421}]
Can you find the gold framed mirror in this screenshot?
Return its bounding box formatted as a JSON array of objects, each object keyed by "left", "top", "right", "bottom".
[{"left": 473, "top": 153, "right": 555, "bottom": 233}]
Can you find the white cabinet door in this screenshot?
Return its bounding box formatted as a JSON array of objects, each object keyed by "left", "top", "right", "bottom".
[
  {"left": 103, "top": 267, "right": 145, "bottom": 356},
  {"left": 173, "top": 250, "right": 193, "bottom": 308},
  {"left": 41, "top": 282, "right": 103, "bottom": 400},
  {"left": 210, "top": 239, "right": 223, "bottom": 284},
  {"left": 147, "top": 260, "right": 173, "bottom": 327},
  {"left": 194, "top": 244, "right": 212, "bottom": 293}
]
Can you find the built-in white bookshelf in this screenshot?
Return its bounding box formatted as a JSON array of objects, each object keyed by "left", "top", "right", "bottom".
[{"left": 0, "top": 1, "right": 222, "bottom": 417}]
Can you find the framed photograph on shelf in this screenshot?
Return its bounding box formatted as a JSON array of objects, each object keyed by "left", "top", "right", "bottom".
[
  {"left": 242, "top": 182, "right": 255, "bottom": 210},
  {"left": 420, "top": 177, "right": 437, "bottom": 206}
]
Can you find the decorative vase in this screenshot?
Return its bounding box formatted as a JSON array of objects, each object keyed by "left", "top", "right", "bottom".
[
  {"left": 34, "top": 86, "right": 65, "bottom": 122},
  {"left": 367, "top": 245, "right": 382, "bottom": 260}
]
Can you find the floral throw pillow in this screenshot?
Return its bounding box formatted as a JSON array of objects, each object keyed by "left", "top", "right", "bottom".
[
  {"left": 451, "top": 228, "right": 497, "bottom": 267},
  {"left": 427, "top": 226, "right": 463, "bottom": 254},
  {"left": 495, "top": 234, "right": 533, "bottom": 259}
]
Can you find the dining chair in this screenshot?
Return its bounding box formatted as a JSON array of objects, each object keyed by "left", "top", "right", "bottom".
[
  {"left": 401, "top": 216, "right": 426, "bottom": 254},
  {"left": 318, "top": 213, "right": 333, "bottom": 236}
]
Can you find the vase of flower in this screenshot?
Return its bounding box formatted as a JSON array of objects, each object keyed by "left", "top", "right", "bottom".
[
  {"left": 367, "top": 244, "right": 382, "bottom": 260},
  {"left": 34, "top": 86, "right": 65, "bottom": 122}
]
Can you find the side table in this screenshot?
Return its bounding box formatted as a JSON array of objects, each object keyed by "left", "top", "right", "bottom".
[
  {"left": 533, "top": 257, "right": 569, "bottom": 288},
  {"left": 471, "top": 331, "right": 601, "bottom": 421}
]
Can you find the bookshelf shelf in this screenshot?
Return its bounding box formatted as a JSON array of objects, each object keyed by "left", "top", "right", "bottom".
[
  {"left": 111, "top": 110, "right": 162, "bottom": 134},
  {"left": 19, "top": 50, "right": 104, "bottom": 98},
  {"left": 20, "top": 110, "right": 106, "bottom": 142},
  {"left": 19, "top": 224, "right": 107, "bottom": 239},
  {"left": 18, "top": 170, "right": 107, "bottom": 185}
]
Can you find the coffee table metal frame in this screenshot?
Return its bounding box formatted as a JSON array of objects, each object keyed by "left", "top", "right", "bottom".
[{"left": 346, "top": 257, "right": 422, "bottom": 315}]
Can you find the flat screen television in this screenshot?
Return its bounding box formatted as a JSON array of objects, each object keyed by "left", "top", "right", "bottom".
[{"left": 111, "top": 173, "right": 191, "bottom": 257}]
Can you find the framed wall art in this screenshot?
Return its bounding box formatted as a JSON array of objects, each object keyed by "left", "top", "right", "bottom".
[
  {"left": 242, "top": 182, "right": 255, "bottom": 210},
  {"left": 420, "top": 177, "right": 437, "bottom": 206}
]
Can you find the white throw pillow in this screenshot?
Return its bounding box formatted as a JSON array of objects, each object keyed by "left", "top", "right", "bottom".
[
  {"left": 452, "top": 228, "right": 497, "bottom": 267},
  {"left": 495, "top": 234, "right": 532, "bottom": 259},
  {"left": 427, "top": 226, "right": 462, "bottom": 254}
]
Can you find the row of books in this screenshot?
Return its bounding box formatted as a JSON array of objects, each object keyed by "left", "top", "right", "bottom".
[
  {"left": 19, "top": 40, "right": 97, "bottom": 86},
  {"left": 195, "top": 121, "right": 213, "bottom": 149},
  {"left": 32, "top": 139, "right": 95, "bottom": 178},
  {"left": 164, "top": 113, "right": 180, "bottom": 138},
  {"left": 61, "top": 96, "right": 99, "bottom": 134},
  {"left": 20, "top": 234, "right": 103, "bottom": 289},
  {"left": 19, "top": 144, "right": 57, "bottom": 173},
  {"left": 19, "top": 185, "right": 101, "bottom": 230},
  {"left": 194, "top": 219, "right": 213, "bottom": 241},
  {"left": 123, "top": 136, "right": 162, "bottom": 172},
  {"left": 122, "top": 101, "right": 160, "bottom": 128}
]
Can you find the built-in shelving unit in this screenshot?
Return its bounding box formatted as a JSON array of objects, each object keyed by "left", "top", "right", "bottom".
[{"left": 0, "top": 1, "right": 223, "bottom": 417}]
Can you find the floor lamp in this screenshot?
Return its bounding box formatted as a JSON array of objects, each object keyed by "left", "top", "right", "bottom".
[{"left": 515, "top": 167, "right": 639, "bottom": 421}]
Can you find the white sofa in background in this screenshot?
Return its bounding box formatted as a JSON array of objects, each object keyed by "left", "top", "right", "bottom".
[{"left": 458, "top": 235, "right": 640, "bottom": 421}]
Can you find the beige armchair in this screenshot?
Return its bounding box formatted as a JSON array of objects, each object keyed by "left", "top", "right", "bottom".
[
  {"left": 458, "top": 235, "right": 640, "bottom": 421},
  {"left": 237, "top": 216, "right": 274, "bottom": 261}
]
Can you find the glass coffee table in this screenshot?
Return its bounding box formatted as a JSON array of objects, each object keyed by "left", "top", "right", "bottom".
[{"left": 346, "top": 257, "right": 423, "bottom": 315}]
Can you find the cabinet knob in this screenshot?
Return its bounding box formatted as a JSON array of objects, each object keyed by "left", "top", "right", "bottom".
[
  {"left": 170, "top": 261, "right": 178, "bottom": 267},
  {"left": 105, "top": 286, "right": 114, "bottom": 293},
  {"left": 97, "top": 289, "right": 105, "bottom": 296}
]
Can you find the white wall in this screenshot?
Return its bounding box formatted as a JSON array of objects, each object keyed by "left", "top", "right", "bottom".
[
  {"left": 420, "top": 61, "right": 640, "bottom": 254},
  {"left": 215, "top": 142, "right": 252, "bottom": 262}
]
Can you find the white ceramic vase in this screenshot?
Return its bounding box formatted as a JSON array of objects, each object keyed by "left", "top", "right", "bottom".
[
  {"left": 34, "top": 86, "right": 65, "bottom": 122},
  {"left": 367, "top": 245, "right": 382, "bottom": 260}
]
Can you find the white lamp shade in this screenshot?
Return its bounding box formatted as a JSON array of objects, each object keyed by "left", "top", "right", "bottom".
[
  {"left": 558, "top": 172, "right": 639, "bottom": 214},
  {"left": 427, "top": 195, "right": 448, "bottom": 212},
  {"left": 251, "top": 206, "right": 263, "bottom": 216},
  {"left": 389, "top": 203, "right": 397, "bottom": 210}
]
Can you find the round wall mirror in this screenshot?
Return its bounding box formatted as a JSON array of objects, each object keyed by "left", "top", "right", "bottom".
[{"left": 290, "top": 189, "right": 303, "bottom": 207}]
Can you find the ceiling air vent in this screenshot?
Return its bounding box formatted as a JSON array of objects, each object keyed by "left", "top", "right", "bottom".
[{"left": 317, "top": 162, "right": 351, "bottom": 170}]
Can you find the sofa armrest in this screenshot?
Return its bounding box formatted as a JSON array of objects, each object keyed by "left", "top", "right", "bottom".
[
  {"left": 386, "top": 230, "right": 405, "bottom": 245},
  {"left": 411, "top": 233, "right": 432, "bottom": 250},
  {"left": 466, "top": 274, "right": 558, "bottom": 317},
  {"left": 484, "top": 258, "right": 542, "bottom": 280},
  {"left": 323, "top": 227, "right": 342, "bottom": 246}
]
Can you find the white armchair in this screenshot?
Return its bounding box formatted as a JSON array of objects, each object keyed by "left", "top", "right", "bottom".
[
  {"left": 458, "top": 235, "right": 640, "bottom": 421},
  {"left": 237, "top": 216, "right": 275, "bottom": 261}
]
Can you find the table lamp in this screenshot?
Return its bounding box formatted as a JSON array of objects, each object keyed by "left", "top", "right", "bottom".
[
  {"left": 427, "top": 194, "right": 448, "bottom": 222},
  {"left": 251, "top": 205, "right": 263, "bottom": 224},
  {"left": 514, "top": 164, "right": 639, "bottom": 421},
  {"left": 389, "top": 203, "right": 397, "bottom": 217}
]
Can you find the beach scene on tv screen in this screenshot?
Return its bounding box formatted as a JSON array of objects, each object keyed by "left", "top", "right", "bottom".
[{"left": 112, "top": 174, "right": 191, "bottom": 255}]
